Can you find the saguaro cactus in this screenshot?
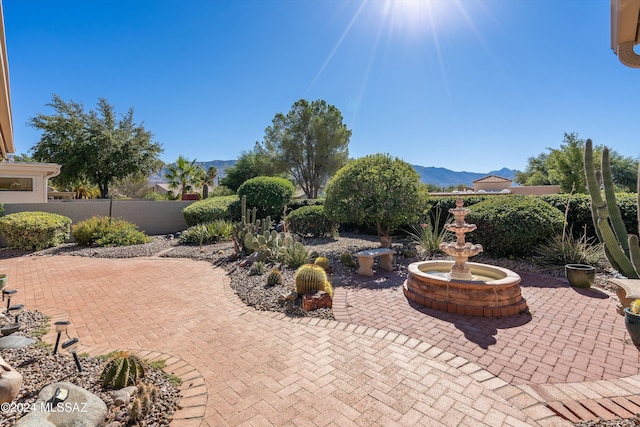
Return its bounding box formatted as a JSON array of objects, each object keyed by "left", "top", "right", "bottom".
[{"left": 584, "top": 139, "right": 640, "bottom": 278}]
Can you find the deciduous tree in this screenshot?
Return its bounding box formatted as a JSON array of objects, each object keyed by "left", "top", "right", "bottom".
[{"left": 29, "top": 95, "right": 163, "bottom": 198}]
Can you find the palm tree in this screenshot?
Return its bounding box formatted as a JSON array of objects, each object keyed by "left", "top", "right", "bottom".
[{"left": 164, "top": 156, "right": 204, "bottom": 198}]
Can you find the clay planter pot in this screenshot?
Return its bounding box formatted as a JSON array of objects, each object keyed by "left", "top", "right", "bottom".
[
  {"left": 565, "top": 264, "right": 596, "bottom": 288},
  {"left": 625, "top": 308, "right": 640, "bottom": 346}
]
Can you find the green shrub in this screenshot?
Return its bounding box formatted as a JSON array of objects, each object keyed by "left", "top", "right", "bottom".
[
  {"left": 0, "top": 203, "right": 4, "bottom": 216},
  {"left": 0, "top": 211, "right": 71, "bottom": 250},
  {"left": 237, "top": 176, "right": 294, "bottom": 221},
  {"left": 539, "top": 194, "right": 595, "bottom": 239},
  {"left": 427, "top": 195, "right": 490, "bottom": 233},
  {"left": 179, "top": 220, "right": 234, "bottom": 245},
  {"left": 72, "top": 216, "right": 149, "bottom": 247},
  {"left": 182, "top": 195, "right": 239, "bottom": 226},
  {"left": 325, "top": 154, "right": 421, "bottom": 246},
  {"left": 287, "top": 199, "right": 325, "bottom": 213},
  {"left": 466, "top": 196, "right": 564, "bottom": 257},
  {"left": 286, "top": 205, "right": 338, "bottom": 237},
  {"left": 208, "top": 185, "right": 235, "bottom": 197}
]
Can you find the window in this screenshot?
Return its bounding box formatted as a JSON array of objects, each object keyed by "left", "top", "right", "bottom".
[{"left": 0, "top": 177, "right": 33, "bottom": 191}]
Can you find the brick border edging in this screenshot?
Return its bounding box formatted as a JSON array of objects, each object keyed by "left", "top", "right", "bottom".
[{"left": 39, "top": 307, "right": 207, "bottom": 427}]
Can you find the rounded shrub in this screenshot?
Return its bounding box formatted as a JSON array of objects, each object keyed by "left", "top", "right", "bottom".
[
  {"left": 324, "top": 154, "right": 421, "bottom": 246},
  {"left": 286, "top": 205, "right": 338, "bottom": 237},
  {"left": 72, "top": 216, "right": 149, "bottom": 247},
  {"left": 237, "top": 176, "right": 294, "bottom": 221},
  {"left": 182, "top": 195, "right": 239, "bottom": 226},
  {"left": 0, "top": 211, "right": 71, "bottom": 250},
  {"left": 465, "top": 196, "right": 564, "bottom": 257}
]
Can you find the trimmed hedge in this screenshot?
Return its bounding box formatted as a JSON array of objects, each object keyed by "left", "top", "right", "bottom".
[
  {"left": 237, "top": 176, "right": 294, "bottom": 221},
  {"left": 182, "top": 195, "right": 240, "bottom": 226},
  {"left": 539, "top": 194, "right": 595, "bottom": 238},
  {"left": 286, "top": 205, "right": 338, "bottom": 237},
  {"left": 72, "top": 216, "right": 149, "bottom": 247},
  {"left": 465, "top": 195, "right": 564, "bottom": 257},
  {"left": 0, "top": 211, "right": 71, "bottom": 250},
  {"left": 287, "top": 198, "right": 325, "bottom": 214}
]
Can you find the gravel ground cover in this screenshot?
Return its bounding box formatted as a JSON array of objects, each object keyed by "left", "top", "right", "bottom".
[{"left": 0, "top": 233, "right": 633, "bottom": 426}]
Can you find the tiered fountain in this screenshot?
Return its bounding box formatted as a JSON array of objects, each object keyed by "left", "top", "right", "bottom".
[{"left": 403, "top": 198, "right": 528, "bottom": 317}]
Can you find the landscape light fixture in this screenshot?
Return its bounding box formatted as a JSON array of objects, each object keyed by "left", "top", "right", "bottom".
[
  {"left": 3, "top": 289, "right": 16, "bottom": 311},
  {"left": 53, "top": 320, "right": 71, "bottom": 355},
  {"left": 7, "top": 304, "right": 23, "bottom": 323},
  {"left": 61, "top": 337, "right": 82, "bottom": 372}
]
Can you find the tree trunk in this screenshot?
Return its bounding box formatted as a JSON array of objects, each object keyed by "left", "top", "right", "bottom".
[{"left": 377, "top": 223, "right": 392, "bottom": 248}]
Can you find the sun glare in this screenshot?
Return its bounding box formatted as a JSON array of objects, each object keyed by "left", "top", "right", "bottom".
[{"left": 382, "top": 0, "right": 442, "bottom": 39}]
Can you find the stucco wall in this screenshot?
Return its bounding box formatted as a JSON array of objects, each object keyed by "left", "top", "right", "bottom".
[{"left": 1, "top": 199, "right": 195, "bottom": 243}]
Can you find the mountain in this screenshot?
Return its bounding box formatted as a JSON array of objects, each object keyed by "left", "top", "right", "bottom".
[
  {"left": 151, "top": 160, "right": 518, "bottom": 188},
  {"left": 412, "top": 166, "right": 518, "bottom": 188}
]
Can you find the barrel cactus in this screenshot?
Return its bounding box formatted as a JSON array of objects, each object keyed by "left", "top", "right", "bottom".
[
  {"left": 100, "top": 351, "right": 147, "bottom": 389},
  {"left": 294, "top": 264, "right": 330, "bottom": 296},
  {"left": 314, "top": 256, "right": 330, "bottom": 271},
  {"left": 266, "top": 268, "right": 284, "bottom": 287}
]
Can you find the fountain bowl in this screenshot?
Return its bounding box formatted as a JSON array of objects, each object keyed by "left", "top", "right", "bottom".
[{"left": 403, "top": 260, "right": 528, "bottom": 317}]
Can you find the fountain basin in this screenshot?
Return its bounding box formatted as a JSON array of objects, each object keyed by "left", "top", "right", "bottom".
[{"left": 403, "top": 260, "right": 528, "bottom": 317}]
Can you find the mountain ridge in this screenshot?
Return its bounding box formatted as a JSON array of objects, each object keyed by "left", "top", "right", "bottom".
[{"left": 152, "top": 160, "right": 519, "bottom": 188}]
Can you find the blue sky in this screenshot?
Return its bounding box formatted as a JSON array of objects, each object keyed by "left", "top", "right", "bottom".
[{"left": 3, "top": 0, "right": 639, "bottom": 172}]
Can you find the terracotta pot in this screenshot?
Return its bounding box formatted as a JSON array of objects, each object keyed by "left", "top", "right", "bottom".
[
  {"left": 625, "top": 308, "right": 640, "bottom": 346},
  {"left": 565, "top": 264, "right": 596, "bottom": 288}
]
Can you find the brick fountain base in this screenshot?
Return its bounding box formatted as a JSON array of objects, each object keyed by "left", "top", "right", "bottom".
[{"left": 403, "top": 260, "right": 529, "bottom": 317}]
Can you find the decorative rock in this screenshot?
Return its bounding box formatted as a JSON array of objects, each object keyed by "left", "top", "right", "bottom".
[
  {"left": 110, "top": 386, "right": 137, "bottom": 406},
  {"left": 302, "top": 290, "right": 332, "bottom": 311},
  {"left": 0, "top": 335, "right": 35, "bottom": 349},
  {"left": 286, "top": 291, "right": 298, "bottom": 301},
  {"left": 15, "top": 381, "right": 108, "bottom": 427},
  {"left": 277, "top": 294, "right": 287, "bottom": 303},
  {"left": 0, "top": 354, "right": 22, "bottom": 404}
]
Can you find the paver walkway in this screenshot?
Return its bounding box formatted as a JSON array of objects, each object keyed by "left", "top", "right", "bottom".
[{"left": 1, "top": 255, "right": 639, "bottom": 426}]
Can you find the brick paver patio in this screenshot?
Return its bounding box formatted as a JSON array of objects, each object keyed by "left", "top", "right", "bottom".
[{"left": 1, "top": 254, "right": 640, "bottom": 426}]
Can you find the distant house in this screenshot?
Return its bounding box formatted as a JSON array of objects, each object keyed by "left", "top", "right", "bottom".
[
  {"left": 0, "top": 161, "right": 62, "bottom": 203},
  {"left": 430, "top": 174, "right": 561, "bottom": 197}
]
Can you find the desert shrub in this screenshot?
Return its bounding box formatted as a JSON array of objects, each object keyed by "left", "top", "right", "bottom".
[
  {"left": 0, "top": 211, "right": 71, "bottom": 250},
  {"left": 179, "top": 220, "right": 234, "bottom": 245},
  {"left": 182, "top": 195, "right": 239, "bottom": 226},
  {"left": 208, "top": 185, "right": 235, "bottom": 197},
  {"left": 0, "top": 203, "right": 4, "bottom": 216},
  {"left": 325, "top": 154, "right": 421, "bottom": 246},
  {"left": 535, "top": 232, "right": 604, "bottom": 266},
  {"left": 72, "top": 216, "right": 149, "bottom": 247},
  {"left": 237, "top": 176, "right": 294, "bottom": 221},
  {"left": 616, "top": 192, "right": 639, "bottom": 235},
  {"left": 286, "top": 205, "right": 338, "bottom": 237},
  {"left": 466, "top": 196, "right": 564, "bottom": 257}
]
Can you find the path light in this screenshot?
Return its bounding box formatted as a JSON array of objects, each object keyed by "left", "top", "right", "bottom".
[
  {"left": 3, "top": 289, "right": 16, "bottom": 310},
  {"left": 62, "top": 338, "right": 82, "bottom": 372},
  {"left": 7, "top": 304, "right": 23, "bottom": 323},
  {"left": 53, "top": 320, "right": 71, "bottom": 355}
]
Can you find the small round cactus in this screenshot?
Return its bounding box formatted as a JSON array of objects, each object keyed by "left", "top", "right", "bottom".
[
  {"left": 314, "top": 256, "right": 330, "bottom": 271},
  {"left": 266, "top": 268, "right": 284, "bottom": 287},
  {"left": 339, "top": 252, "right": 356, "bottom": 267},
  {"left": 631, "top": 299, "right": 640, "bottom": 314}
]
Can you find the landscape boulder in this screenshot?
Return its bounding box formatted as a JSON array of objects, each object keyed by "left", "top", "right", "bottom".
[{"left": 302, "top": 290, "right": 332, "bottom": 311}]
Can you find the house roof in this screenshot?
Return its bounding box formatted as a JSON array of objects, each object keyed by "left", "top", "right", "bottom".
[
  {"left": 611, "top": 0, "right": 640, "bottom": 67},
  {"left": 472, "top": 175, "right": 512, "bottom": 184},
  {"left": 0, "top": 2, "right": 14, "bottom": 159}
]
